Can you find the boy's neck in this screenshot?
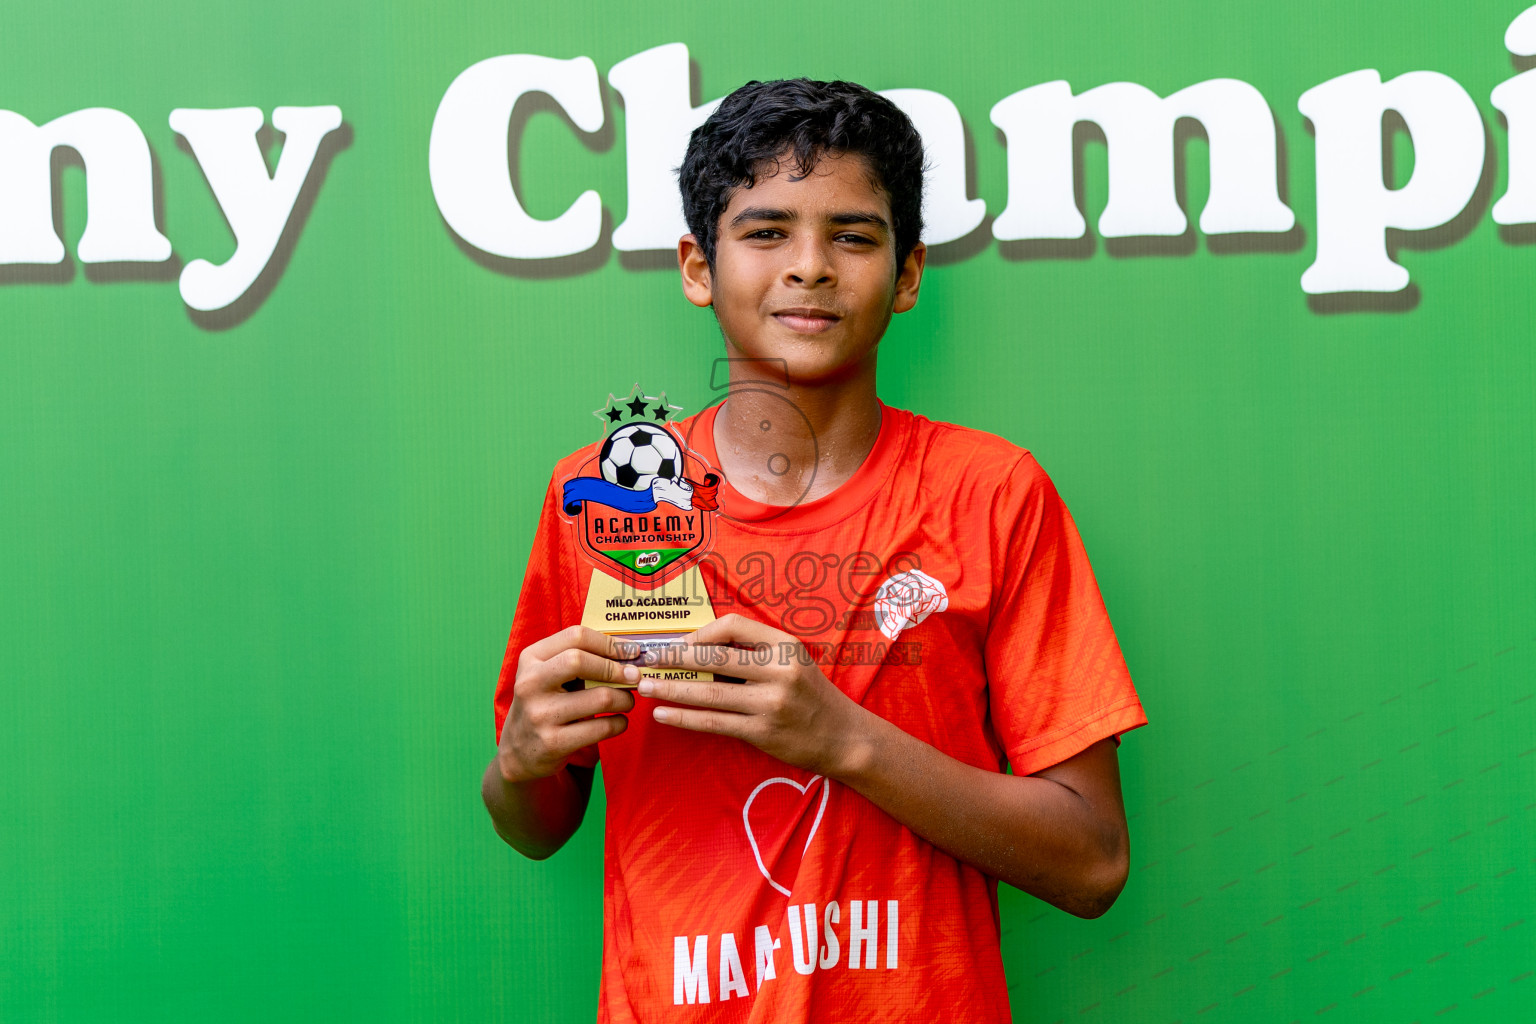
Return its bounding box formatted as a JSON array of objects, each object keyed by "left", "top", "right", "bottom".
[{"left": 712, "top": 360, "right": 882, "bottom": 507}]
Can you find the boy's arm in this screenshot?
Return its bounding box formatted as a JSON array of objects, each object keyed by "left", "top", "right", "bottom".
[
  {"left": 829, "top": 722, "right": 1127, "bottom": 919},
  {"left": 481, "top": 762, "right": 596, "bottom": 860},
  {"left": 482, "top": 626, "right": 641, "bottom": 859},
  {"left": 636, "top": 615, "right": 1131, "bottom": 918}
]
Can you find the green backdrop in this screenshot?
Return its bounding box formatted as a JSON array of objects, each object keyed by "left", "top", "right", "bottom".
[{"left": 2, "top": 1, "right": 1532, "bottom": 1021}]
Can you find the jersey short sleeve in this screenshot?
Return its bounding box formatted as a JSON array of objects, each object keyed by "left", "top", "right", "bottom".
[
  {"left": 492, "top": 471, "right": 601, "bottom": 768},
  {"left": 983, "top": 454, "right": 1146, "bottom": 777}
]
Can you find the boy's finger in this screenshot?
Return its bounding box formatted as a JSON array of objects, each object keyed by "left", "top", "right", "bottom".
[
  {"left": 552, "top": 684, "right": 637, "bottom": 724},
  {"left": 651, "top": 705, "right": 753, "bottom": 739},
  {"left": 531, "top": 647, "right": 640, "bottom": 692},
  {"left": 526, "top": 625, "right": 638, "bottom": 664},
  {"left": 553, "top": 714, "right": 629, "bottom": 754},
  {"left": 639, "top": 677, "right": 759, "bottom": 713}
]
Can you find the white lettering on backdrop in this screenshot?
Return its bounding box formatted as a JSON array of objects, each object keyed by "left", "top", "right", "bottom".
[
  {"left": 1491, "top": 10, "right": 1536, "bottom": 227},
  {"left": 608, "top": 43, "right": 720, "bottom": 253},
  {"left": 1297, "top": 71, "right": 1484, "bottom": 293},
  {"left": 169, "top": 106, "right": 344, "bottom": 311},
  {"left": 7, "top": 8, "right": 1536, "bottom": 314},
  {"left": 0, "top": 108, "right": 171, "bottom": 264},
  {"left": 989, "top": 78, "right": 1294, "bottom": 239},
  {"left": 428, "top": 11, "right": 1533, "bottom": 296},
  {"left": 428, "top": 53, "right": 604, "bottom": 259},
  {"left": 880, "top": 88, "right": 987, "bottom": 245}
]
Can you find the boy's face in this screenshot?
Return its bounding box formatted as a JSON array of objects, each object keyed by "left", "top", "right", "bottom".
[{"left": 679, "top": 152, "right": 926, "bottom": 385}]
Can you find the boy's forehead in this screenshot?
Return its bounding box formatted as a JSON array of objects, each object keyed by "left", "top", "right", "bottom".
[{"left": 723, "top": 151, "right": 891, "bottom": 220}]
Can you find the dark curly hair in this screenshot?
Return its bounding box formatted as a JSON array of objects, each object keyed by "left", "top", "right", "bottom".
[{"left": 679, "top": 79, "right": 925, "bottom": 271}]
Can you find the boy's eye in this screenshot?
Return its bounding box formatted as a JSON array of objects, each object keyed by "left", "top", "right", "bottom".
[
  {"left": 836, "top": 233, "right": 877, "bottom": 245},
  {"left": 746, "top": 228, "right": 783, "bottom": 240}
]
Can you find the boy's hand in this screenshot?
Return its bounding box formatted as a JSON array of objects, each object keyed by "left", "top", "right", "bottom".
[
  {"left": 497, "top": 626, "right": 640, "bottom": 784},
  {"left": 637, "top": 614, "right": 873, "bottom": 778}
]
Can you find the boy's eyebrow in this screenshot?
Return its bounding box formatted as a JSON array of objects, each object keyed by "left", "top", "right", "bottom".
[
  {"left": 828, "top": 210, "right": 890, "bottom": 230},
  {"left": 729, "top": 207, "right": 890, "bottom": 230},
  {"left": 730, "top": 206, "right": 794, "bottom": 226}
]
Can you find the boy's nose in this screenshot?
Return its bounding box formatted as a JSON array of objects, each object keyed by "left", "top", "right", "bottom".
[{"left": 783, "top": 238, "right": 836, "bottom": 286}]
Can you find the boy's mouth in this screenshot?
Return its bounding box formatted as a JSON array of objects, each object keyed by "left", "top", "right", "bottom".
[{"left": 772, "top": 307, "right": 842, "bottom": 333}]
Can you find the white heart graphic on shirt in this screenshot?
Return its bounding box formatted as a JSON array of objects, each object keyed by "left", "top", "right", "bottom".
[{"left": 742, "top": 774, "right": 830, "bottom": 898}]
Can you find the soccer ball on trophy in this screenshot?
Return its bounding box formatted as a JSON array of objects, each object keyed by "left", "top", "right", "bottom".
[{"left": 599, "top": 423, "right": 682, "bottom": 491}]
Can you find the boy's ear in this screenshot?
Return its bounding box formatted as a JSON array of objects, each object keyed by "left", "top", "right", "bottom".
[
  {"left": 678, "top": 234, "right": 713, "bottom": 308},
  {"left": 893, "top": 241, "right": 927, "bottom": 315}
]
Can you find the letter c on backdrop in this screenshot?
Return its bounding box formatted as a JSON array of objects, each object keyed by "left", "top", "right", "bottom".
[{"left": 429, "top": 54, "right": 604, "bottom": 259}]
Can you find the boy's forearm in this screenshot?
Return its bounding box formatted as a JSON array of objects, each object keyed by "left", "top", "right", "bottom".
[
  {"left": 829, "top": 721, "right": 1129, "bottom": 918},
  {"left": 481, "top": 758, "right": 591, "bottom": 860}
]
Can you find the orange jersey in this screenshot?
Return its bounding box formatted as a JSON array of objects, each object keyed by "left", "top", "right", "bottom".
[{"left": 494, "top": 403, "right": 1147, "bottom": 1023}]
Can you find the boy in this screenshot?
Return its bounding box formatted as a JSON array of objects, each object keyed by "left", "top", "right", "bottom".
[{"left": 483, "top": 78, "right": 1146, "bottom": 1022}]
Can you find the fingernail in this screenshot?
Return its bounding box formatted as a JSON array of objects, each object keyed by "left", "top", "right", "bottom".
[
  {"left": 638, "top": 679, "right": 655, "bottom": 696},
  {"left": 653, "top": 706, "right": 671, "bottom": 722},
  {"left": 622, "top": 664, "right": 639, "bottom": 682}
]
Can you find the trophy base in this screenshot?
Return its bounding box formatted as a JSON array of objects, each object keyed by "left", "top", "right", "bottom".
[{"left": 578, "top": 567, "right": 718, "bottom": 688}]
